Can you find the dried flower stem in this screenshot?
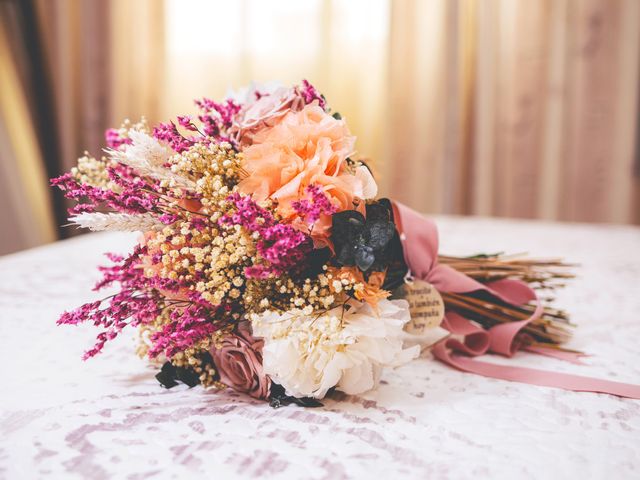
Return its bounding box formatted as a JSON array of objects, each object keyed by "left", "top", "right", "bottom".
[
  {"left": 440, "top": 292, "right": 574, "bottom": 345},
  {"left": 438, "top": 254, "right": 575, "bottom": 289}
]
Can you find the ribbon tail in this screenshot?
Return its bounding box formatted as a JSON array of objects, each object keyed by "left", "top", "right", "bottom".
[
  {"left": 432, "top": 343, "right": 640, "bottom": 399},
  {"left": 524, "top": 345, "right": 588, "bottom": 365}
]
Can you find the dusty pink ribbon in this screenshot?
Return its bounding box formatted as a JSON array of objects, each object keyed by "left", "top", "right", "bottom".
[{"left": 392, "top": 201, "right": 640, "bottom": 399}]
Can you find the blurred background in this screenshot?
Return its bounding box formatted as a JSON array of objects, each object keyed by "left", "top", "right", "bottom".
[{"left": 1, "top": 0, "right": 639, "bottom": 255}]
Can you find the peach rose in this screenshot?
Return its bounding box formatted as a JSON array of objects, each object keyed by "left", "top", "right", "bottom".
[
  {"left": 238, "top": 104, "right": 376, "bottom": 246},
  {"left": 211, "top": 323, "right": 271, "bottom": 400}
]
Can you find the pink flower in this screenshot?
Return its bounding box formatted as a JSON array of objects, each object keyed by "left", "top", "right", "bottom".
[
  {"left": 219, "top": 193, "right": 312, "bottom": 279},
  {"left": 211, "top": 323, "right": 271, "bottom": 400},
  {"left": 105, "top": 128, "right": 132, "bottom": 149},
  {"left": 231, "top": 87, "right": 305, "bottom": 146}
]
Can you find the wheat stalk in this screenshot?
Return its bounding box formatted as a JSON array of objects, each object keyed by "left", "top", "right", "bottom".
[{"left": 68, "top": 212, "right": 165, "bottom": 232}]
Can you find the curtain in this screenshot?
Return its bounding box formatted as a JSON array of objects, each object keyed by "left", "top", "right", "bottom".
[
  {"left": 1, "top": 0, "right": 639, "bottom": 255},
  {"left": 387, "top": 0, "right": 640, "bottom": 223},
  {"left": 33, "top": 0, "right": 165, "bottom": 174},
  {"left": 160, "top": 0, "right": 389, "bottom": 177},
  {"left": 0, "top": 1, "right": 57, "bottom": 254}
]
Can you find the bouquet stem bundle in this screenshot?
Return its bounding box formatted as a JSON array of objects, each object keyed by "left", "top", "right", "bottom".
[{"left": 438, "top": 254, "right": 575, "bottom": 348}]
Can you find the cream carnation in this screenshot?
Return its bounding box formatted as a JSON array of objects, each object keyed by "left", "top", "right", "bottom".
[{"left": 250, "top": 299, "right": 420, "bottom": 399}]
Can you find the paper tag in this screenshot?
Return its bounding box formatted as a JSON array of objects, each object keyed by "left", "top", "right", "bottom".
[{"left": 394, "top": 279, "right": 445, "bottom": 334}]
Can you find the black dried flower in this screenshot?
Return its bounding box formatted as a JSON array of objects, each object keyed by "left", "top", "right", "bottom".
[
  {"left": 331, "top": 201, "right": 397, "bottom": 272},
  {"left": 155, "top": 352, "right": 215, "bottom": 389},
  {"left": 269, "top": 383, "right": 323, "bottom": 408}
]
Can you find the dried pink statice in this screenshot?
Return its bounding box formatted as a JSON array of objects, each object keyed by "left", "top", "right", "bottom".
[
  {"left": 195, "top": 97, "right": 241, "bottom": 130},
  {"left": 58, "top": 247, "right": 163, "bottom": 359},
  {"left": 147, "top": 302, "right": 223, "bottom": 359},
  {"left": 152, "top": 98, "right": 241, "bottom": 152},
  {"left": 51, "top": 168, "right": 161, "bottom": 216},
  {"left": 219, "top": 193, "right": 312, "bottom": 279},
  {"left": 297, "top": 79, "right": 326, "bottom": 109},
  {"left": 291, "top": 184, "right": 338, "bottom": 225},
  {"left": 176, "top": 115, "right": 198, "bottom": 132},
  {"left": 58, "top": 244, "right": 224, "bottom": 360},
  {"left": 105, "top": 128, "right": 132, "bottom": 149},
  {"left": 152, "top": 121, "right": 195, "bottom": 153}
]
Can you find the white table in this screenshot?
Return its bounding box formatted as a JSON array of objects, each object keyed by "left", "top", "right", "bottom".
[{"left": 1, "top": 216, "right": 639, "bottom": 479}]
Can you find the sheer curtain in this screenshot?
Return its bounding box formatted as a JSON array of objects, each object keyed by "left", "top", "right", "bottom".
[
  {"left": 167, "top": 0, "right": 640, "bottom": 224},
  {"left": 1, "top": 0, "right": 639, "bottom": 255},
  {"left": 159, "top": 0, "right": 390, "bottom": 182},
  {"left": 386, "top": 0, "right": 640, "bottom": 223}
]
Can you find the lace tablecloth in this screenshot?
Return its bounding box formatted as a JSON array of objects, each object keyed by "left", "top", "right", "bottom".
[{"left": 1, "top": 216, "right": 639, "bottom": 479}]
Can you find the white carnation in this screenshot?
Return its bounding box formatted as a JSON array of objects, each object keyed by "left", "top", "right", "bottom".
[{"left": 251, "top": 299, "right": 420, "bottom": 399}]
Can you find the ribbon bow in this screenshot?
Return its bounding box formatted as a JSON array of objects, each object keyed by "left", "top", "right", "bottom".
[{"left": 392, "top": 201, "right": 640, "bottom": 399}]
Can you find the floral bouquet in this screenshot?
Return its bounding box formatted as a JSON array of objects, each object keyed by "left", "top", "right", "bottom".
[{"left": 53, "top": 80, "right": 638, "bottom": 405}]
